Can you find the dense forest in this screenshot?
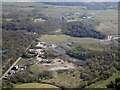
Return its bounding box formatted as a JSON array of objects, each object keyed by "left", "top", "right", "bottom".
[
  {"left": 62, "top": 21, "right": 106, "bottom": 39},
  {"left": 2, "top": 30, "right": 36, "bottom": 73},
  {"left": 2, "top": 10, "right": 60, "bottom": 34}
]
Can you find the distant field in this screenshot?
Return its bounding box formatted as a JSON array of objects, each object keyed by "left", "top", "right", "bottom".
[
  {"left": 39, "top": 5, "right": 118, "bottom": 23},
  {"left": 86, "top": 71, "right": 120, "bottom": 88},
  {"left": 67, "top": 10, "right": 117, "bottom": 23},
  {"left": 91, "top": 10, "right": 118, "bottom": 23},
  {"left": 40, "top": 7, "right": 118, "bottom": 35},
  {"left": 96, "top": 22, "right": 118, "bottom": 35},
  {"left": 40, "top": 6, "right": 83, "bottom": 19},
  {"left": 37, "top": 35, "right": 99, "bottom": 43},
  {"left": 3, "top": 3, "right": 118, "bottom": 23},
  {"left": 15, "top": 83, "right": 59, "bottom": 88}
]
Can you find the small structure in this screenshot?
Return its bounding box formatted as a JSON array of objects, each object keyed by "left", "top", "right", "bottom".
[
  {"left": 68, "top": 43, "right": 72, "bottom": 46},
  {"left": 35, "top": 49, "right": 44, "bottom": 55},
  {"left": 40, "top": 42, "right": 46, "bottom": 44},
  {"left": 43, "top": 46, "right": 47, "bottom": 49},
  {"left": 82, "top": 15, "right": 92, "bottom": 19},
  {"left": 12, "top": 65, "right": 19, "bottom": 70},
  {"left": 107, "top": 34, "right": 120, "bottom": 40},
  {"left": 31, "top": 32, "right": 36, "bottom": 35},
  {"left": 5, "top": 74, "right": 9, "bottom": 78},
  {"left": 20, "top": 65, "right": 27, "bottom": 71},
  {"left": 6, "top": 18, "right": 12, "bottom": 21},
  {"left": 20, "top": 68, "right": 25, "bottom": 71},
  {"left": 51, "top": 44, "right": 57, "bottom": 49},
  {"left": 74, "top": 12, "right": 80, "bottom": 15},
  {"left": 8, "top": 70, "right": 15, "bottom": 75},
  {"left": 41, "top": 55, "right": 46, "bottom": 59},
  {"left": 58, "top": 60, "right": 61, "bottom": 62},
  {"left": 82, "top": 16, "right": 87, "bottom": 19},
  {"left": 36, "top": 43, "right": 44, "bottom": 48},
  {"left": 29, "top": 49, "right": 36, "bottom": 53},
  {"left": 87, "top": 16, "right": 92, "bottom": 19},
  {"left": 41, "top": 59, "right": 51, "bottom": 64},
  {"left": 41, "top": 52, "right": 45, "bottom": 55},
  {"left": 36, "top": 55, "right": 42, "bottom": 62}
]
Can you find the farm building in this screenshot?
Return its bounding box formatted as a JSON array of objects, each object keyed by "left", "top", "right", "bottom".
[
  {"left": 74, "top": 12, "right": 80, "bottom": 15},
  {"left": 20, "top": 65, "right": 27, "bottom": 69},
  {"left": 12, "top": 65, "right": 19, "bottom": 70},
  {"left": 29, "top": 49, "right": 36, "bottom": 53}
]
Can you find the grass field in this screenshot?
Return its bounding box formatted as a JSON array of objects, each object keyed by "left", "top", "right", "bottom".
[
  {"left": 92, "top": 10, "right": 118, "bottom": 23},
  {"left": 17, "top": 58, "right": 29, "bottom": 65},
  {"left": 37, "top": 34, "right": 99, "bottom": 43},
  {"left": 3, "top": 3, "right": 118, "bottom": 23},
  {"left": 96, "top": 22, "right": 118, "bottom": 35},
  {"left": 68, "top": 10, "right": 117, "bottom": 23},
  {"left": 40, "top": 6, "right": 117, "bottom": 23},
  {"left": 86, "top": 71, "right": 120, "bottom": 88},
  {"left": 30, "top": 65, "right": 45, "bottom": 75},
  {"left": 43, "top": 70, "right": 83, "bottom": 88},
  {"left": 15, "top": 83, "right": 59, "bottom": 88},
  {"left": 30, "top": 64, "right": 53, "bottom": 76}
]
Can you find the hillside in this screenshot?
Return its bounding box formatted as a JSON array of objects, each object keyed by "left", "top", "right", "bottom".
[
  {"left": 2, "top": 30, "right": 36, "bottom": 73},
  {"left": 43, "top": 2, "right": 118, "bottom": 10},
  {"left": 62, "top": 21, "right": 106, "bottom": 39},
  {"left": 86, "top": 71, "right": 120, "bottom": 88},
  {"left": 2, "top": 2, "right": 119, "bottom": 89},
  {"left": 2, "top": 3, "right": 61, "bottom": 73}
]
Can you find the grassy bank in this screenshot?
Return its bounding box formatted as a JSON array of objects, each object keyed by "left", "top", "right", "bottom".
[
  {"left": 15, "top": 83, "right": 59, "bottom": 88},
  {"left": 86, "top": 71, "right": 120, "bottom": 88}
]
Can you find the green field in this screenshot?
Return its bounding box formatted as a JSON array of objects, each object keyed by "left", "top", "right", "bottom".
[
  {"left": 43, "top": 70, "right": 83, "bottom": 88},
  {"left": 86, "top": 71, "right": 120, "bottom": 88},
  {"left": 17, "top": 58, "right": 29, "bottom": 65},
  {"left": 30, "top": 64, "right": 53, "bottom": 76},
  {"left": 30, "top": 65, "right": 45, "bottom": 75},
  {"left": 66, "top": 10, "right": 118, "bottom": 23},
  {"left": 3, "top": 3, "right": 118, "bottom": 23},
  {"left": 41, "top": 6, "right": 117, "bottom": 23},
  {"left": 37, "top": 34, "right": 99, "bottom": 43},
  {"left": 92, "top": 10, "right": 118, "bottom": 23},
  {"left": 96, "top": 22, "right": 118, "bottom": 35},
  {"left": 15, "top": 83, "right": 59, "bottom": 88}
]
